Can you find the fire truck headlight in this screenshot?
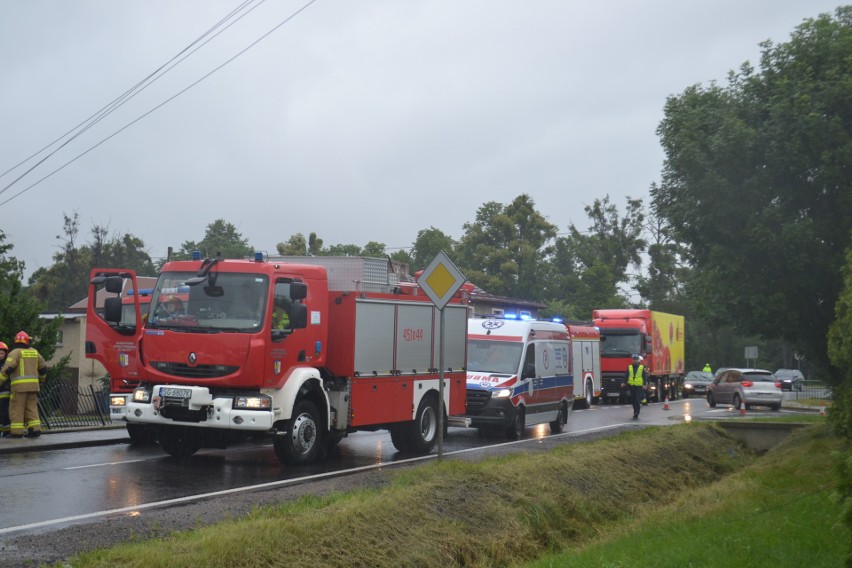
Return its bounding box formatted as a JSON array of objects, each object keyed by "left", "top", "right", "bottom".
[
  {"left": 132, "top": 388, "right": 152, "bottom": 403},
  {"left": 233, "top": 395, "right": 272, "bottom": 410},
  {"left": 110, "top": 395, "right": 127, "bottom": 407},
  {"left": 491, "top": 389, "right": 512, "bottom": 398}
]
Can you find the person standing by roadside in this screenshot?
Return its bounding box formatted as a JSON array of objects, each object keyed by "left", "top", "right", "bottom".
[
  {"left": 0, "top": 331, "right": 47, "bottom": 438},
  {"left": 703, "top": 363, "right": 712, "bottom": 373},
  {"left": 0, "top": 342, "right": 9, "bottom": 436},
  {"left": 627, "top": 354, "right": 645, "bottom": 419}
]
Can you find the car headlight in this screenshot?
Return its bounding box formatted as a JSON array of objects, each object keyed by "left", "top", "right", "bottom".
[
  {"left": 491, "top": 388, "right": 513, "bottom": 398},
  {"left": 684, "top": 384, "right": 694, "bottom": 390},
  {"left": 233, "top": 395, "right": 272, "bottom": 410},
  {"left": 110, "top": 395, "right": 127, "bottom": 407},
  {"left": 132, "top": 387, "right": 152, "bottom": 403}
]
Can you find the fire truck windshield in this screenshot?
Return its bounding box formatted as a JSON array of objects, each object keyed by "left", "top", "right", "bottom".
[
  {"left": 467, "top": 340, "right": 523, "bottom": 375},
  {"left": 147, "top": 271, "right": 269, "bottom": 332}
]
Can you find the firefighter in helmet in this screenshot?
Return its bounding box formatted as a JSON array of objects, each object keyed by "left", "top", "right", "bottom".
[
  {"left": 0, "top": 331, "right": 48, "bottom": 438},
  {"left": 158, "top": 295, "right": 184, "bottom": 320},
  {"left": 0, "top": 341, "right": 10, "bottom": 436}
]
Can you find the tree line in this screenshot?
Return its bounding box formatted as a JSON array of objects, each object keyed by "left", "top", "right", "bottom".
[{"left": 0, "top": 7, "right": 849, "bottom": 439}]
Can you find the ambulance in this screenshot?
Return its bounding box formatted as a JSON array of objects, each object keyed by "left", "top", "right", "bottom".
[{"left": 464, "top": 316, "right": 600, "bottom": 439}]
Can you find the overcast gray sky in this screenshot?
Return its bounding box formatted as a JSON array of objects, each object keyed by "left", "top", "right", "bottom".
[{"left": 0, "top": 1, "right": 841, "bottom": 279}]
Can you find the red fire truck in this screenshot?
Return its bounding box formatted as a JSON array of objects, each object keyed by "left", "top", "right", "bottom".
[{"left": 86, "top": 255, "right": 469, "bottom": 464}]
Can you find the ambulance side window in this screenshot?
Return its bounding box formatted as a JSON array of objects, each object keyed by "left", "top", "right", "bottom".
[{"left": 522, "top": 345, "right": 536, "bottom": 378}]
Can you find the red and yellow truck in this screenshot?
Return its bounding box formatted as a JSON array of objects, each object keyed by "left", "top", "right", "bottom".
[
  {"left": 86, "top": 255, "right": 468, "bottom": 464},
  {"left": 592, "top": 309, "right": 685, "bottom": 404}
]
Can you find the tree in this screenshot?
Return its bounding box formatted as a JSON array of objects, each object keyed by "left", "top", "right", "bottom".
[
  {"left": 635, "top": 205, "right": 688, "bottom": 312},
  {"left": 547, "top": 195, "right": 644, "bottom": 317},
  {"left": 29, "top": 214, "right": 156, "bottom": 311},
  {"left": 0, "top": 231, "right": 62, "bottom": 362},
  {"left": 176, "top": 219, "right": 254, "bottom": 261},
  {"left": 411, "top": 227, "right": 456, "bottom": 272},
  {"left": 360, "top": 241, "right": 386, "bottom": 257},
  {"left": 276, "top": 233, "right": 308, "bottom": 256},
  {"left": 456, "top": 194, "right": 556, "bottom": 300},
  {"left": 652, "top": 7, "right": 852, "bottom": 370}
]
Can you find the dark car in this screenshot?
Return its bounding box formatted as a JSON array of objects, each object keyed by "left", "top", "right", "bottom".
[
  {"left": 774, "top": 369, "right": 804, "bottom": 392},
  {"left": 683, "top": 371, "right": 713, "bottom": 398}
]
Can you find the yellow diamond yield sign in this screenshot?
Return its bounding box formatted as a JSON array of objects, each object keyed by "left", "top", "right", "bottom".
[{"left": 417, "top": 251, "right": 466, "bottom": 310}]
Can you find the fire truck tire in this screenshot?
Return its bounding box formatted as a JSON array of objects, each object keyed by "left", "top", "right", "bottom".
[
  {"left": 392, "top": 395, "right": 439, "bottom": 454},
  {"left": 274, "top": 399, "right": 323, "bottom": 465},
  {"left": 506, "top": 407, "right": 525, "bottom": 440},
  {"left": 127, "top": 423, "right": 156, "bottom": 445},
  {"left": 550, "top": 401, "right": 568, "bottom": 434},
  {"left": 158, "top": 426, "right": 201, "bottom": 459}
]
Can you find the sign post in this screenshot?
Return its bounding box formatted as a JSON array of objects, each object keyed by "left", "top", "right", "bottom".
[{"left": 416, "top": 251, "right": 466, "bottom": 459}]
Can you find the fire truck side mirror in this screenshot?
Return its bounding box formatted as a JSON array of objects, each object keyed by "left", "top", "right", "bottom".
[
  {"left": 104, "top": 297, "right": 122, "bottom": 324},
  {"left": 105, "top": 276, "right": 124, "bottom": 294},
  {"left": 289, "top": 303, "right": 308, "bottom": 329},
  {"left": 290, "top": 282, "right": 307, "bottom": 301}
]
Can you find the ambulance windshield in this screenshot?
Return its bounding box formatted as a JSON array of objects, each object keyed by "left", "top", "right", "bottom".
[
  {"left": 147, "top": 271, "right": 269, "bottom": 332},
  {"left": 467, "top": 339, "right": 523, "bottom": 375}
]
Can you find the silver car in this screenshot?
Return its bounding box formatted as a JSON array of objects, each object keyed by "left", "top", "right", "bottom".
[{"left": 707, "top": 368, "right": 782, "bottom": 411}]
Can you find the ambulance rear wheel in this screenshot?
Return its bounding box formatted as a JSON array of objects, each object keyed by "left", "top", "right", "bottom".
[
  {"left": 274, "top": 400, "right": 323, "bottom": 465},
  {"left": 158, "top": 426, "right": 200, "bottom": 459}
]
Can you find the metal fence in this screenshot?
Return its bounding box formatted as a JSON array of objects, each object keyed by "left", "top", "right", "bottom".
[
  {"left": 786, "top": 380, "right": 832, "bottom": 402},
  {"left": 37, "top": 380, "right": 111, "bottom": 431}
]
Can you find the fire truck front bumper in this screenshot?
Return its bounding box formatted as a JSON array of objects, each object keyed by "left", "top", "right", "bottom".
[{"left": 126, "top": 385, "right": 276, "bottom": 431}]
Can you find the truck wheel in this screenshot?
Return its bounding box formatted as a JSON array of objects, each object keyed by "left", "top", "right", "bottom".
[
  {"left": 158, "top": 426, "right": 200, "bottom": 459},
  {"left": 707, "top": 393, "right": 716, "bottom": 408},
  {"left": 395, "top": 395, "right": 439, "bottom": 454},
  {"left": 274, "top": 400, "right": 323, "bottom": 465},
  {"left": 581, "top": 379, "right": 593, "bottom": 410},
  {"left": 506, "top": 407, "right": 525, "bottom": 440},
  {"left": 550, "top": 402, "right": 568, "bottom": 434}
]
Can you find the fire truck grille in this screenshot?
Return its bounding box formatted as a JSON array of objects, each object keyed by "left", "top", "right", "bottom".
[
  {"left": 465, "top": 389, "right": 492, "bottom": 414},
  {"left": 150, "top": 361, "right": 239, "bottom": 379}
]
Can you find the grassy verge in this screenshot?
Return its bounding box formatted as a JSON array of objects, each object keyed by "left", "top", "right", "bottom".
[
  {"left": 65, "top": 423, "right": 846, "bottom": 568},
  {"left": 528, "top": 423, "right": 847, "bottom": 567}
]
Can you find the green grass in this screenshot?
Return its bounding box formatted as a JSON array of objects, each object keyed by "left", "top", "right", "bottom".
[{"left": 63, "top": 423, "right": 848, "bottom": 568}]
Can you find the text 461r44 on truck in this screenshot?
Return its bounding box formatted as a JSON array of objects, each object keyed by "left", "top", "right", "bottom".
[{"left": 85, "top": 254, "right": 469, "bottom": 464}]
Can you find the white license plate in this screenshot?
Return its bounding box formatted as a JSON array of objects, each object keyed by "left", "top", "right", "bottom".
[
  {"left": 160, "top": 387, "right": 191, "bottom": 398},
  {"left": 111, "top": 408, "right": 124, "bottom": 414}
]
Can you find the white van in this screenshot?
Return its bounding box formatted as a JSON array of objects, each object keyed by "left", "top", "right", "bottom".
[{"left": 465, "top": 317, "right": 575, "bottom": 439}]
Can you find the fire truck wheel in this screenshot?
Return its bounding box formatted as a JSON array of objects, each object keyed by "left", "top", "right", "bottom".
[
  {"left": 274, "top": 400, "right": 323, "bottom": 465},
  {"left": 550, "top": 402, "right": 568, "bottom": 434},
  {"left": 392, "top": 395, "right": 438, "bottom": 454},
  {"left": 506, "top": 407, "right": 525, "bottom": 440},
  {"left": 158, "top": 426, "right": 201, "bottom": 459}
]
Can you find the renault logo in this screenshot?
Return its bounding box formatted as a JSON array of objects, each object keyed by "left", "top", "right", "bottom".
[{"left": 188, "top": 352, "right": 197, "bottom": 365}]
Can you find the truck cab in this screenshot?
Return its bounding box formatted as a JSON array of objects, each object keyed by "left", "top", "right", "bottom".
[{"left": 465, "top": 317, "right": 572, "bottom": 439}]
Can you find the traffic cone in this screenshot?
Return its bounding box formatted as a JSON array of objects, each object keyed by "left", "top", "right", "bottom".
[
  {"left": 819, "top": 404, "right": 826, "bottom": 416},
  {"left": 739, "top": 401, "right": 746, "bottom": 416},
  {"left": 663, "top": 395, "right": 670, "bottom": 411}
]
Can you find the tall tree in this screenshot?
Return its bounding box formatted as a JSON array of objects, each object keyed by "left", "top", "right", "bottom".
[
  {"left": 411, "top": 227, "right": 456, "bottom": 272},
  {"left": 176, "top": 219, "right": 254, "bottom": 261},
  {"left": 456, "top": 194, "right": 556, "bottom": 300},
  {"left": 547, "top": 195, "right": 644, "bottom": 317},
  {"left": 652, "top": 6, "right": 852, "bottom": 370},
  {"left": 276, "top": 233, "right": 308, "bottom": 256}
]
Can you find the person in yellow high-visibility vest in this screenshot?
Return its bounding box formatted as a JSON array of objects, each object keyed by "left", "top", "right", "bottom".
[
  {"left": 0, "top": 341, "right": 9, "bottom": 436},
  {"left": 627, "top": 354, "right": 645, "bottom": 419},
  {"left": 0, "top": 331, "right": 48, "bottom": 438}
]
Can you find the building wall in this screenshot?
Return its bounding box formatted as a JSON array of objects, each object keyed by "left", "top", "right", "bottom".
[{"left": 51, "top": 316, "right": 106, "bottom": 391}]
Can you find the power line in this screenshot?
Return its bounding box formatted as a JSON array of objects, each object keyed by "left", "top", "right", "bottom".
[{"left": 0, "top": 0, "right": 318, "bottom": 206}]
